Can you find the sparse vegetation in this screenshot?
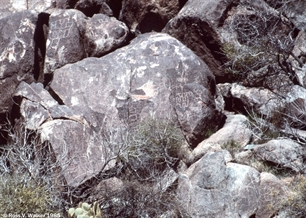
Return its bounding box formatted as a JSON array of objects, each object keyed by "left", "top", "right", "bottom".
[{"left": 280, "top": 175, "right": 306, "bottom": 217}]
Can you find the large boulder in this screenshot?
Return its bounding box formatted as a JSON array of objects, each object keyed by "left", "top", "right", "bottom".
[
  {"left": 50, "top": 32, "right": 225, "bottom": 146},
  {"left": 0, "top": 11, "right": 37, "bottom": 114},
  {"left": 13, "top": 82, "right": 112, "bottom": 187}
]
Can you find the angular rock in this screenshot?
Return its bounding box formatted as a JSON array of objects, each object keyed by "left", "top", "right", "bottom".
[
  {"left": 120, "top": 0, "right": 180, "bottom": 34},
  {"left": 253, "top": 138, "right": 305, "bottom": 173},
  {"left": 257, "top": 172, "right": 288, "bottom": 218},
  {"left": 193, "top": 114, "right": 252, "bottom": 161},
  {"left": 44, "top": 9, "right": 130, "bottom": 75},
  {"left": 84, "top": 14, "right": 129, "bottom": 57},
  {"left": 0, "top": 11, "right": 37, "bottom": 114},
  {"left": 44, "top": 9, "right": 87, "bottom": 75},
  {"left": 162, "top": 0, "right": 288, "bottom": 82},
  {"left": 285, "top": 85, "right": 306, "bottom": 128},
  {"left": 230, "top": 83, "right": 284, "bottom": 116},
  {"left": 0, "top": 0, "right": 69, "bottom": 19},
  {"left": 177, "top": 151, "right": 260, "bottom": 218},
  {"left": 14, "top": 81, "right": 88, "bottom": 129},
  {"left": 39, "top": 119, "right": 116, "bottom": 187},
  {"left": 51, "top": 32, "right": 225, "bottom": 146}
]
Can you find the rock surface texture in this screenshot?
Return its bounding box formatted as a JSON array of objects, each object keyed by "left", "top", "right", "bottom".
[{"left": 1, "top": 0, "right": 306, "bottom": 216}]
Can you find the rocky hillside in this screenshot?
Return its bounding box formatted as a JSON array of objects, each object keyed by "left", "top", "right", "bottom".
[{"left": 1, "top": 0, "right": 306, "bottom": 217}]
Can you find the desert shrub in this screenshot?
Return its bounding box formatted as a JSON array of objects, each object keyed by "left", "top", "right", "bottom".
[
  {"left": 0, "top": 120, "right": 64, "bottom": 214},
  {"left": 119, "top": 118, "right": 184, "bottom": 181},
  {"left": 97, "top": 180, "right": 189, "bottom": 218},
  {"left": 0, "top": 173, "right": 61, "bottom": 214},
  {"left": 221, "top": 140, "right": 241, "bottom": 156},
  {"left": 280, "top": 175, "right": 306, "bottom": 217}
]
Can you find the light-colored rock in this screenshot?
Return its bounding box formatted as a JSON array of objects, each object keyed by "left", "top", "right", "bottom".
[
  {"left": 253, "top": 138, "right": 305, "bottom": 173},
  {"left": 231, "top": 83, "right": 284, "bottom": 116},
  {"left": 193, "top": 114, "right": 252, "bottom": 161},
  {"left": 178, "top": 150, "right": 260, "bottom": 218},
  {"left": 257, "top": 172, "right": 288, "bottom": 218}
]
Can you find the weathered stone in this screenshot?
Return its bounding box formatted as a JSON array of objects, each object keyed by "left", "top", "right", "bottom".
[
  {"left": 39, "top": 119, "right": 116, "bottom": 187},
  {"left": 285, "top": 85, "right": 306, "bottom": 128},
  {"left": 44, "top": 9, "right": 87, "bottom": 75},
  {"left": 74, "top": 0, "right": 113, "bottom": 17},
  {"left": 88, "top": 177, "right": 124, "bottom": 201},
  {"left": 84, "top": 14, "right": 129, "bottom": 57},
  {"left": 253, "top": 138, "right": 305, "bottom": 173},
  {"left": 51, "top": 33, "right": 225, "bottom": 146},
  {"left": 0, "top": 0, "right": 70, "bottom": 19},
  {"left": 257, "top": 172, "right": 288, "bottom": 218},
  {"left": 177, "top": 150, "right": 260, "bottom": 218},
  {"left": 0, "top": 11, "right": 37, "bottom": 114},
  {"left": 14, "top": 81, "right": 88, "bottom": 130},
  {"left": 231, "top": 83, "right": 284, "bottom": 116},
  {"left": 120, "top": 0, "right": 180, "bottom": 34},
  {"left": 193, "top": 114, "right": 252, "bottom": 161}
]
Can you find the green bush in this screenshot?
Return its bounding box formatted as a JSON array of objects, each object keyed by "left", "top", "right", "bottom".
[{"left": 0, "top": 173, "right": 61, "bottom": 214}]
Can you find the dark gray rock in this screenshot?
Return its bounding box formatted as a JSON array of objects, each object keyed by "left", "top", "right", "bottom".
[
  {"left": 51, "top": 32, "right": 224, "bottom": 146},
  {"left": 74, "top": 0, "right": 113, "bottom": 17},
  {"left": 119, "top": 0, "right": 180, "bottom": 34},
  {"left": 44, "top": 9, "right": 87, "bottom": 75},
  {"left": 0, "top": 11, "right": 37, "bottom": 114},
  {"left": 84, "top": 14, "right": 129, "bottom": 57},
  {"left": 44, "top": 9, "right": 130, "bottom": 75}
]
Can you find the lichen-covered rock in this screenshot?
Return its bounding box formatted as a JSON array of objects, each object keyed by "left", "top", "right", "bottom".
[
  {"left": 0, "top": 11, "right": 37, "bottom": 114},
  {"left": 84, "top": 14, "right": 129, "bottom": 57},
  {"left": 51, "top": 32, "right": 225, "bottom": 146}
]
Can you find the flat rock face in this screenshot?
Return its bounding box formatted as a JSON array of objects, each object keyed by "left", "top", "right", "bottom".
[
  {"left": 51, "top": 32, "right": 224, "bottom": 146},
  {"left": 0, "top": 11, "right": 37, "bottom": 114},
  {"left": 44, "top": 9, "right": 87, "bottom": 75}
]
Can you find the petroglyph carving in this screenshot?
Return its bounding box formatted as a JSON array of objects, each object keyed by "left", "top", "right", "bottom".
[
  {"left": 175, "top": 91, "right": 193, "bottom": 108},
  {"left": 49, "top": 17, "right": 73, "bottom": 50}
]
